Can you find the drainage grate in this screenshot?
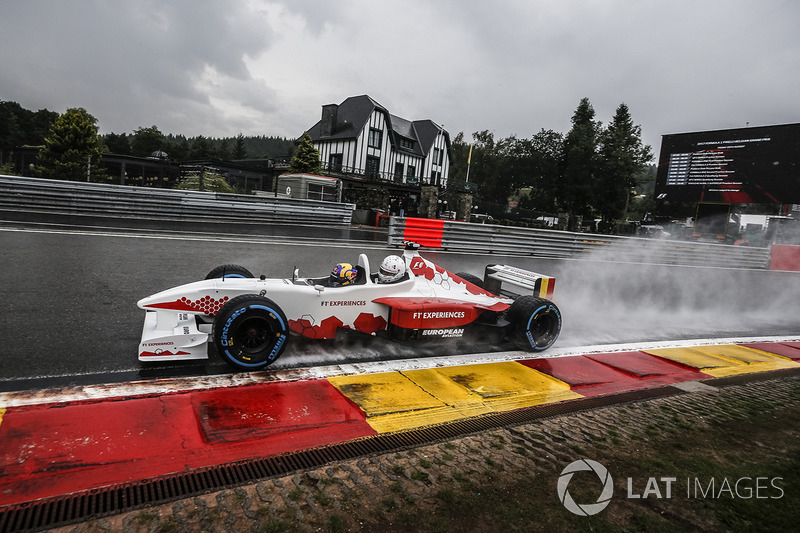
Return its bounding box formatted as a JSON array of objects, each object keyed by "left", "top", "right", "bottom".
[{"left": 0, "top": 385, "right": 683, "bottom": 532}]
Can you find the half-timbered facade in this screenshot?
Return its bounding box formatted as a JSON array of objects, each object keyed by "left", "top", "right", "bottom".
[{"left": 307, "top": 95, "right": 451, "bottom": 188}]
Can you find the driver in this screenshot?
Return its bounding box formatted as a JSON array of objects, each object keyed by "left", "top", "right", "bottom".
[
  {"left": 377, "top": 255, "right": 406, "bottom": 283},
  {"left": 329, "top": 262, "right": 357, "bottom": 286}
]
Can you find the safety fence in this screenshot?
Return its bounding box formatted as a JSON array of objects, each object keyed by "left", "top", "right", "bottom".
[
  {"left": 0, "top": 175, "right": 355, "bottom": 227},
  {"left": 388, "top": 217, "right": 774, "bottom": 270}
]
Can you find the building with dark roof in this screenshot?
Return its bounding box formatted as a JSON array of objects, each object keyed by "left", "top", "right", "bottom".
[{"left": 306, "top": 95, "right": 451, "bottom": 188}]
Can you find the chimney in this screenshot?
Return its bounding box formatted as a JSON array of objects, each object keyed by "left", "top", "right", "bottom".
[{"left": 320, "top": 104, "right": 338, "bottom": 137}]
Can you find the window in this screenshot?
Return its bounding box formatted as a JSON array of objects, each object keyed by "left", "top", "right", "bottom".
[
  {"left": 433, "top": 148, "right": 443, "bottom": 166},
  {"left": 329, "top": 153, "right": 343, "bottom": 173},
  {"left": 368, "top": 128, "right": 382, "bottom": 149},
  {"left": 365, "top": 156, "right": 380, "bottom": 180},
  {"left": 308, "top": 183, "right": 338, "bottom": 202},
  {"left": 394, "top": 162, "right": 404, "bottom": 183},
  {"left": 400, "top": 137, "right": 414, "bottom": 150},
  {"left": 406, "top": 165, "right": 417, "bottom": 184}
]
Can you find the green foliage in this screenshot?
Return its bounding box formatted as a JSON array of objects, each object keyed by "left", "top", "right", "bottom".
[
  {"left": 0, "top": 161, "right": 17, "bottom": 175},
  {"left": 560, "top": 97, "right": 601, "bottom": 230},
  {"left": 131, "top": 125, "right": 166, "bottom": 157},
  {"left": 104, "top": 132, "right": 131, "bottom": 155},
  {"left": 35, "top": 107, "right": 107, "bottom": 181},
  {"left": 233, "top": 133, "right": 247, "bottom": 160},
  {"left": 189, "top": 135, "right": 215, "bottom": 159},
  {"left": 288, "top": 132, "right": 321, "bottom": 174},
  {"left": 0, "top": 100, "right": 58, "bottom": 151},
  {"left": 103, "top": 129, "right": 292, "bottom": 162},
  {"left": 174, "top": 170, "right": 236, "bottom": 193},
  {"left": 453, "top": 97, "right": 650, "bottom": 232},
  {"left": 594, "top": 103, "right": 654, "bottom": 231}
]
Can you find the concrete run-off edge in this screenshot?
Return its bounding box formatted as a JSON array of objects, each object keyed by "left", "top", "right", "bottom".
[{"left": 1, "top": 335, "right": 800, "bottom": 409}]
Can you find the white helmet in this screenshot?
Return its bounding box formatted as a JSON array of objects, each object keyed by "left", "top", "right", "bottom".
[{"left": 378, "top": 255, "right": 406, "bottom": 283}]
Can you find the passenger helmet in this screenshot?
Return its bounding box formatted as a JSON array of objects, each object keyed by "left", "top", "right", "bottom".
[
  {"left": 330, "top": 263, "right": 357, "bottom": 286},
  {"left": 378, "top": 255, "right": 406, "bottom": 283}
]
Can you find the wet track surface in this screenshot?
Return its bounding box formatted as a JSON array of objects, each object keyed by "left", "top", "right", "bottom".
[{"left": 1, "top": 219, "right": 799, "bottom": 392}]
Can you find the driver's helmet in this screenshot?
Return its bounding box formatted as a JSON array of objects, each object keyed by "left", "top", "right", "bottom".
[
  {"left": 378, "top": 255, "right": 406, "bottom": 283},
  {"left": 329, "top": 262, "right": 357, "bottom": 286}
]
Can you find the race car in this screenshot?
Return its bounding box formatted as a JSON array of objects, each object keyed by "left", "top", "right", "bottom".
[{"left": 137, "top": 243, "right": 562, "bottom": 370}]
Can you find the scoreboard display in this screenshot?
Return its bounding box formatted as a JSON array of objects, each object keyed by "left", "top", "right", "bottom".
[{"left": 655, "top": 123, "right": 800, "bottom": 204}]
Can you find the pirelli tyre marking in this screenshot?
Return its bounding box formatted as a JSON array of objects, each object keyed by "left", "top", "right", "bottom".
[
  {"left": 213, "top": 295, "right": 289, "bottom": 370},
  {"left": 508, "top": 296, "right": 562, "bottom": 351}
]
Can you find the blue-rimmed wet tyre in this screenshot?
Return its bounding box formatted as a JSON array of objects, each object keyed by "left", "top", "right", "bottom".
[
  {"left": 212, "top": 294, "right": 289, "bottom": 369},
  {"left": 205, "top": 264, "right": 254, "bottom": 279},
  {"left": 507, "top": 296, "right": 561, "bottom": 351}
]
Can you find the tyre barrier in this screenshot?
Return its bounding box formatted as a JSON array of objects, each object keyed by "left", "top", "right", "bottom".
[
  {"left": 0, "top": 175, "right": 355, "bottom": 227},
  {"left": 389, "top": 216, "right": 773, "bottom": 269}
]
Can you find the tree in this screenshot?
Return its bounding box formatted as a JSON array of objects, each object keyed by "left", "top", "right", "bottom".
[
  {"left": 233, "top": 133, "right": 247, "bottom": 160},
  {"left": 131, "top": 126, "right": 166, "bottom": 157},
  {"left": 288, "top": 132, "right": 321, "bottom": 174},
  {"left": 595, "top": 103, "right": 653, "bottom": 231},
  {"left": 35, "top": 107, "right": 106, "bottom": 181},
  {"left": 217, "top": 138, "right": 232, "bottom": 160},
  {"left": 104, "top": 132, "right": 131, "bottom": 154},
  {"left": 190, "top": 136, "right": 215, "bottom": 159},
  {"left": 560, "top": 98, "right": 601, "bottom": 230},
  {"left": 0, "top": 101, "right": 58, "bottom": 151},
  {"left": 521, "top": 129, "right": 564, "bottom": 213}
]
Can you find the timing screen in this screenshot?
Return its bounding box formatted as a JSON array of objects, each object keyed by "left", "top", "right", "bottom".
[{"left": 655, "top": 123, "right": 800, "bottom": 204}]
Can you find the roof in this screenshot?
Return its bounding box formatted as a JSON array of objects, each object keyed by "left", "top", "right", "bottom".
[{"left": 307, "top": 95, "right": 450, "bottom": 159}]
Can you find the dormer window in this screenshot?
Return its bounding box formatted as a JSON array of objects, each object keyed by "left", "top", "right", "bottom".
[{"left": 400, "top": 137, "right": 414, "bottom": 150}]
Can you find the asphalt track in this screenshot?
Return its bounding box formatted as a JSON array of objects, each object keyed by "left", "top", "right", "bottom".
[
  {"left": 2, "top": 218, "right": 800, "bottom": 524},
  {"left": 2, "top": 219, "right": 800, "bottom": 391}
]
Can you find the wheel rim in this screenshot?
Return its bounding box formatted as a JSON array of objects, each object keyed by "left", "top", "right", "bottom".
[
  {"left": 529, "top": 311, "right": 559, "bottom": 347},
  {"left": 237, "top": 316, "right": 274, "bottom": 354}
]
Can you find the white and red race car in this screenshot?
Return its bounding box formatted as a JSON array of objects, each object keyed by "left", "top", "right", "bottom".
[{"left": 137, "top": 244, "right": 562, "bottom": 370}]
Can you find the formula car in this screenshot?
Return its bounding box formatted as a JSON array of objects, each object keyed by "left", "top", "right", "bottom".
[{"left": 137, "top": 243, "right": 562, "bottom": 370}]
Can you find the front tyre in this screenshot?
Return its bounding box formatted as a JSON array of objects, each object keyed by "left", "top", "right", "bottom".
[
  {"left": 507, "top": 296, "right": 561, "bottom": 351},
  {"left": 212, "top": 294, "right": 289, "bottom": 370}
]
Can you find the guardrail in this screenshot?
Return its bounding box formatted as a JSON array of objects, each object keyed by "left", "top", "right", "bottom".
[
  {"left": 0, "top": 175, "right": 355, "bottom": 227},
  {"left": 388, "top": 217, "right": 773, "bottom": 270}
]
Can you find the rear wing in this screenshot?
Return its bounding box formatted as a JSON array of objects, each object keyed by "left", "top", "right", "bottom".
[{"left": 483, "top": 264, "right": 555, "bottom": 300}]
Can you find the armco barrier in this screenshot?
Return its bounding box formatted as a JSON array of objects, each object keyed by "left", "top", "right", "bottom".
[
  {"left": 389, "top": 216, "right": 772, "bottom": 269},
  {"left": 0, "top": 175, "right": 354, "bottom": 227}
]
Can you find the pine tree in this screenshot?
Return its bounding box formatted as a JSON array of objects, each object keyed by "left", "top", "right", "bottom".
[
  {"left": 560, "top": 98, "right": 600, "bottom": 230},
  {"left": 233, "top": 133, "right": 247, "bottom": 160},
  {"left": 35, "top": 107, "right": 106, "bottom": 181},
  {"left": 595, "top": 103, "right": 653, "bottom": 232},
  {"left": 288, "top": 132, "right": 321, "bottom": 174}
]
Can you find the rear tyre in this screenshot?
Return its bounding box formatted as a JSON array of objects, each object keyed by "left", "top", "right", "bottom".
[
  {"left": 205, "top": 264, "right": 254, "bottom": 279},
  {"left": 212, "top": 294, "right": 289, "bottom": 370},
  {"left": 507, "top": 296, "right": 561, "bottom": 351},
  {"left": 455, "top": 272, "right": 485, "bottom": 289}
]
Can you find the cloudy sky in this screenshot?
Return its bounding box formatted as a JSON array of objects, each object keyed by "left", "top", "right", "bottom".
[{"left": 2, "top": 1, "right": 798, "bottom": 159}]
